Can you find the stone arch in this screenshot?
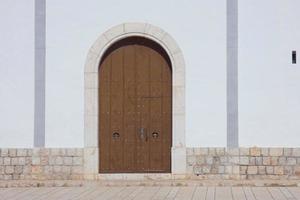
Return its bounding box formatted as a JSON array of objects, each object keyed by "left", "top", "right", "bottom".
[{"left": 84, "top": 23, "right": 186, "bottom": 178}]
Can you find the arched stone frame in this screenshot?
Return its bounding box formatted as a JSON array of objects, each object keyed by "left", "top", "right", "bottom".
[{"left": 84, "top": 23, "right": 186, "bottom": 178}]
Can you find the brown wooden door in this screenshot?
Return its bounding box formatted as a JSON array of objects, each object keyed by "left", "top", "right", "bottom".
[{"left": 99, "top": 37, "right": 172, "bottom": 173}]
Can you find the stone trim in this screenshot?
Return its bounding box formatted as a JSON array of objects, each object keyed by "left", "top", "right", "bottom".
[
  {"left": 34, "top": 0, "right": 46, "bottom": 147},
  {"left": 187, "top": 147, "right": 300, "bottom": 180},
  {"left": 227, "top": 0, "right": 239, "bottom": 147},
  {"left": 0, "top": 148, "right": 83, "bottom": 181},
  {"left": 83, "top": 23, "right": 186, "bottom": 178}
]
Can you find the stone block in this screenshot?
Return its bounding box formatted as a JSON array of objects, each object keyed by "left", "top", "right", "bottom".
[
  {"left": 192, "top": 165, "right": 201, "bottom": 175},
  {"left": 204, "top": 156, "right": 212, "bottom": 165},
  {"left": 250, "top": 147, "right": 261, "bottom": 156},
  {"left": 225, "top": 166, "right": 232, "bottom": 174},
  {"left": 64, "top": 157, "right": 73, "bottom": 165},
  {"left": 270, "top": 157, "right": 278, "bottom": 165},
  {"left": 202, "top": 166, "right": 211, "bottom": 174},
  {"left": 187, "top": 156, "right": 196, "bottom": 165},
  {"left": 32, "top": 157, "right": 40, "bottom": 165},
  {"left": 208, "top": 148, "right": 216, "bottom": 156},
  {"left": 293, "top": 148, "right": 300, "bottom": 156},
  {"left": 249, "top": 157, "right": 256, "bottom": 165},
  {"left": 14, "top": 166, "right": 23, "bottom": 174},
  {"left": 240, "top": 166, "right": 247, "bottom": 175},
  {"left": 72, "top": 166, "right": 83, "bottom": 174},
  {"left": 23, "top": 166, "right": 31, "bottom": 174},
  {"left": 295, "top": 166, "right": 300, "bottom": 176},
  {"left": 220, "top": 156, "right": 227, "bottom": 164},
  {"left": 210, "top": 166, "right": 218, "bottom": 174},
  {"left": 258, "top": 166, "right": 266, "bottom": 175},
  {"left": 75, "top": 149, "right": 83, "bottom": 157},
  {"left": 226, "top": 148, "right": 239, "bottom": 156},
  {"left": 27, "top": 149, "right": 33, "bottom": 156},
  {"left": 55, "top": 157, "right": 64, "bottom": 165},
  {"left": 18, "top": 157, "right": 26, "bottom": 165},
  {"left": 228, "top": 156, "right": 239, "bottom": 164},
  {"left": 25, "top": 157, "right": 32, "bottom": 165},
  {"left": 9, "top": 149, "right": 17, "bottom": 157},
  {"left": 263, "top": 157, "right": 271, "bottom": 165},
  {"left": 39, "top": 149, "right": 50, "bottom": 156},
  {"left": 239, "top": 147, "right": 250, "bottom": 156},
  {"left": 44, "top": 166, "right": 53, "bottom": 174},
  {"left": 73, "top": 157, "right": 83, "bottom": 166},
  {"left": 261, "top": 148, "right": 269, "bottom": 156},
  {"left": 237, "top": 156, "right": 247, "bottom": 165},
  {"left": 283, "top": 148, "right": 293, "bottom": 156},
  {"left": 0, "top": 166, "right": 4, "bottom": 174},
  {"left": 62, "top": 166, "right": 71, "bottom": 174},
  {"left": 67, "top": 149, "right": 77, "bottom": 156},
  {"left": 11, "top": 157, "right": 19, "bottom": 165},
  {"left": 51, "top": 149, "right": 65, "bottom": 156},
  {"left": 215, "top": 148, "right": 225, "bottom": 156},
  {"left": 278, "top": 157, "right": 287, "bottom": 165},
  {"left": 186, "top": 148, "right": 194, "bottom": 156},
  {"left": 1, "top": 149, "right": 8, "bottom": 157},
  {"left": 284, "top": 166, "right": 293, "bottom": 175},
  {"left": 17, "top": 149, "right": 27, "bottom": 157},
  {"left": 269, "top": 148, "right": 283, "bottom": 156},
  {"left": 274, "top": 166, "right": 284, "bottom": 175},
  {"left": 40, "top": 157, "right": 49, "bottom": 165},
  {"left": 53, "top": 166, "right": 62, "bottom": 173},
  {"left": 232, "top": 166, "right": 240, "bottom": 175},
  {"left": 49, "top": 157, "right": 56, "bottom": 165},
  {"left": 247, "top": 166, "right": 258, "bottom": 175},
  {"left": 196, "top": 156, "right": 205, "bottom": 165},
  {"left": 4, "top": 157, "right": 10, "bottom": 165},
  {"left": 4, "top": 175, "right": 12, "bottom": 180},
  {"left": 31, "top": 166, "right": 42, "bottom": 174},
  {"left": 218, "top": 166, "right": 225, "bottom": 174},
  {"left": 12, "top": 174, "right": 20, "bottom": 180},
  {"left": 32, "top": 148, "right": 41, "bottom": 156},
  {"left": 256, "top": 157, "right": 263, "bottom": 165},
  {"left": 5, "top": 166, "right": 14, "bottom": 174}
]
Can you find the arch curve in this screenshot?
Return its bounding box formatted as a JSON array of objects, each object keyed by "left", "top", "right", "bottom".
[{"left": 84, "top": 23, "right": 186, "bottom": 177}]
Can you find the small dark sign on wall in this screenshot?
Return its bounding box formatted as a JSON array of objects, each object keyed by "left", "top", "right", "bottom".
[{"left": 292, "top": 51, "right": 297, "bottom": 64}]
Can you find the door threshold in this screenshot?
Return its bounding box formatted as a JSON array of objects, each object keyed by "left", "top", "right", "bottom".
[{"left": 97, "top": 173, "right": 180, "bottom": 181}]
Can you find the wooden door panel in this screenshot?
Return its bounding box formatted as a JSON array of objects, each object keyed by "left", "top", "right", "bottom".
[
  {"left": 99, "top": 37, "right": 172, "bottom": 173},
  {"left": 109, "top": 48, "right": 123, "bottom": 171},
  {"left": 99, "top": 57, "right": 111, "bottom": 172},
  {"left": 123, "top": 46, "right": 136, "bottom": 171}
]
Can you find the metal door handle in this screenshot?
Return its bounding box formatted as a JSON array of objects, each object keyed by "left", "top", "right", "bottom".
[
  {"left": 112, "top": 132, "right": 120, "bottom": 139},
  {"left": 152, "top": 132, "right": 159, "bottom": 138},
  {"left": 140, "top": 127, "right": 147, "bottom": 141}
]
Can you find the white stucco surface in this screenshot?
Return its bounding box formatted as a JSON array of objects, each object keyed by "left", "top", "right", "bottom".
[
  {"left": 0, "top": 0, "right": 34, "bottom": 147},
  {"left": 239, "top": 0, "right": 300, "bottom": 147},
  {"left": 45, "top": 0, "right": 227, "bottom": 147},
  {"left": 1, "top": 0, "right": 300, "bottom": 148}
]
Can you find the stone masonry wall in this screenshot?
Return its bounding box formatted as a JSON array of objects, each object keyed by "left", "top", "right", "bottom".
[
  {"left": 0, "top": 148, "right": 83, "bottom": 181},
  {"left": 187, "top": 147, "right": 300, "bottom": 180}
]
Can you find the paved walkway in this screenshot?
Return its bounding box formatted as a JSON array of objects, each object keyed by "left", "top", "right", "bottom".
[{"left": 0, "top": 186, "right": 300, "bottom": 200}]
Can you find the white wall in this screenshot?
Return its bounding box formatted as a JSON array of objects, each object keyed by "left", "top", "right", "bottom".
[
  {"left": 0, "top": 0, "right": 34, "bottom": 147},
  {"left": 2, "top": 0, "right": 299, "bottom": 148},
  {"left": 239, "top": 0, "right": 300, "bottom": 146},
  {"left": 45, "top": 0, "right": 227, "bottom": 147}
]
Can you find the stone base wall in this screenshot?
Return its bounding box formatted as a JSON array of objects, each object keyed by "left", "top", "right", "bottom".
[
  {"left": 0, "top": 148, "right": 83, "bottom": 180},
  {"left": 187, "top": 147, "right": 300, "bottom": 180},
  {"left": 1, "top": 147, "right": 300, "bottom": 181}
]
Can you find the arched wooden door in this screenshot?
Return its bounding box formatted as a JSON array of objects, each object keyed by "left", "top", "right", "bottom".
[{"left": 99, "top": 37, "right": 172, "bottom": 173}]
